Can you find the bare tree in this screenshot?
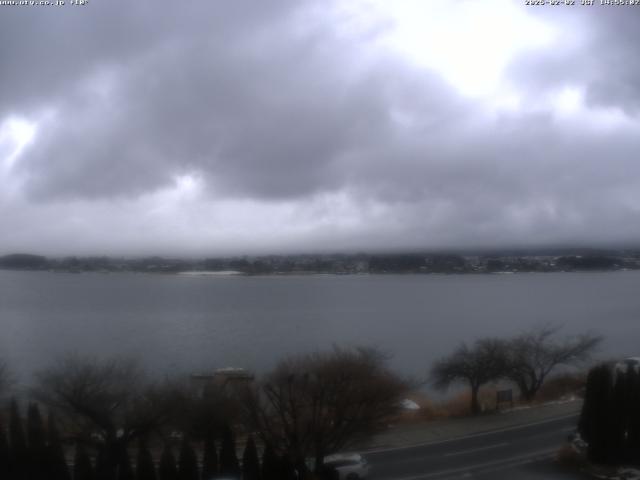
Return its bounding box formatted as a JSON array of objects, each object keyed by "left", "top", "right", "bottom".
[
  {"left": 505, "top": 326, "right": 602, "bottom": 401},
  {"left": 430, "top": 338, "right": 508, "bottom": 415},
  {"left": 0, "top": 359, "right": 13, "bottom": 398},
  {"left": 32, "top": 354, "right": 174, "bottom": 476},
  {"left": 242, "top": 347, "right": 408, "bottom": 473}
]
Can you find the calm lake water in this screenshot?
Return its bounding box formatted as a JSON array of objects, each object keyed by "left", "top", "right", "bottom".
[{"left": 0, "top": 270, "right": 638, "bottom": 385}]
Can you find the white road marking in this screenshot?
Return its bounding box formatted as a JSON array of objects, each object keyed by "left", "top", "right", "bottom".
[{"left": 442, "top": 441, "right": 509, "bottom": 457}]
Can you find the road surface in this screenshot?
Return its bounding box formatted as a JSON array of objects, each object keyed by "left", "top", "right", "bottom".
[{"left": 364, "top": 413, "right": 589, "bottom": 479}]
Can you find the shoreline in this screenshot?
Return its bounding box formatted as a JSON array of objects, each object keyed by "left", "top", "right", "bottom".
[{"left": 0, "top": 268, "right": 636, "bottom": 276}]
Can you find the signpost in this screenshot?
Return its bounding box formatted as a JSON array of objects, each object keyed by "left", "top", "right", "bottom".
[{"left": 496, "top": 389, "right": 514, "bottom": 410}]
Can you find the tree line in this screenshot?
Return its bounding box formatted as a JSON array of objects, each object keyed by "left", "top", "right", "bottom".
[
  {"left": 430, "top": 326, "right": 602, "bottom": 414},
  {"left": 0, "top": 402, "right": 297, "bottom": 480},
  {"left": 0, "top": 347, "right": 408, "bottom": 479},
  {"left": 0, "top": 329, "right": 604, "bottom": 477},
  {"left": 2, "top": 251, "right": 635, "bottom": 275}
]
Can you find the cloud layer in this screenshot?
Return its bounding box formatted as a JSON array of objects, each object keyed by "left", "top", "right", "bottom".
[{"left": 1, "top": 0, "right": 640, "bottom": 255}]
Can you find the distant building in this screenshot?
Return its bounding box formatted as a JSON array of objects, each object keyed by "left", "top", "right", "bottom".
[{"left": 190, "top": 367, "right": 254, "bottom": 395}]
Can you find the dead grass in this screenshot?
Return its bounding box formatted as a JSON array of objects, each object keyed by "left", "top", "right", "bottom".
[
  {"left": 393, "top": 388, "right": 503, "bottom": 423},
  {"left": 394, "top": 374, "right": 585, "bottom": 426},
  {"left": 534, "top": 373, "right": 586, "bottom": 404},
  {"left": 438, "top": 388, "right": 502, "bottom": 417}
]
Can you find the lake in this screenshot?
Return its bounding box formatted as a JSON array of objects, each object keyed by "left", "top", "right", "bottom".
[{"left": 0, "top": 269, "right": 638, "bottom": 386}]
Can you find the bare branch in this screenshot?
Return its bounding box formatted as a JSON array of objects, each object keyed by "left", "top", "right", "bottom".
[
  {"left": 430, "top": 338, "right": 508, "bottom": 414},
  {"left": 242, "top": 346, "right": 408, "bottom": 472},
  {"left": 505, "top": 326, "right": 602, "bottom": 401},
  {"left": 0, "top": 359, "right": 14, "bottom": 398}
]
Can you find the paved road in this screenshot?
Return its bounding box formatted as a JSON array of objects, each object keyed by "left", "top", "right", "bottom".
[{"left": 363, "top": 414, "right": 589, "bottom": 479}]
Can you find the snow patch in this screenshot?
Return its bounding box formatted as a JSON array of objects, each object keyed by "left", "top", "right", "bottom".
[
  {"left": 401, "top": 399, "right": 421, "bottom": 411},
  {"left": 613, "top": 357, "right": 640, "bottom": 382}
]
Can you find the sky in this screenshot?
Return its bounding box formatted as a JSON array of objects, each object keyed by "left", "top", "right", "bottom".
[{"left": 1, "top": 0, "right": 640, "bottom": 256}]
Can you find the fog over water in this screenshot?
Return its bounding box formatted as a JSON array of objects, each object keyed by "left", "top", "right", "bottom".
[{"left": 1, "top": 269, "right": 636, "bottom": 386}]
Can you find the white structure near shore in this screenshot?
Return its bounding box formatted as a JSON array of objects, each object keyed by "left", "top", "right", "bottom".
[{"left": 178, "top": 270, "right": 243, "bottom": 276}]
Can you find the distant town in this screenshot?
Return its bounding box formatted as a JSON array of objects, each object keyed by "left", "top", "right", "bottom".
[{"left": 2, "top": 248, "right": 640, "bottom": 275}]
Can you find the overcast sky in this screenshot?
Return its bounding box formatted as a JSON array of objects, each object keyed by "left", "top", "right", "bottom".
[{"left": 1, "top": 0, "right": 639, "bottom": 256}]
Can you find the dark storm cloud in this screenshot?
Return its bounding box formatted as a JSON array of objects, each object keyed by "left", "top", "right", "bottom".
[
  {"left": 3, "top": 0, "right": 317, "bottom": 199},
  {"left": 15, "top": 42, "right": 472, "bottom": 202},
  {"left": 0, "top": 1, "right": 300, "bottom": 113}
]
